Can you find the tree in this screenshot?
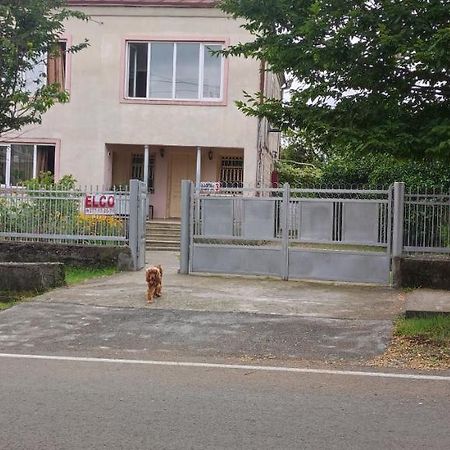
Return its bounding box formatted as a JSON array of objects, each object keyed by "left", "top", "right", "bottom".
[
  {"left": 220, "top": 0, "right": 450, "bottom": 160},
  {"left": 0, "top": 0, "right": 87, "bottom": 135}
]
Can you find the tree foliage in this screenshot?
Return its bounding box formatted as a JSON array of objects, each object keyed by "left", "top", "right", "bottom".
[
  {"left": 220, "top": 0, "right": 450, "bottom": 160},
  {"left": 0, "top": 0, "right": 87, "bottom": 135},
  {"left": 320, "top": 152, "right": 450, "bottom": 187}
]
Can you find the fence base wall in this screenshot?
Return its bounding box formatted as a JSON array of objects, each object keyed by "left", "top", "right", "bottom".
[
  {"left": 0, "top": 262, "right": 65, "bottom": 292},
  {"left": 393, "top": 256, "right": 450, "bottom": 290},
  {"left": 289, "top": 250, "right": 390, "bottom": 285},
  {"left": 0, "top": 242, "right": 133, "bottom": 271}
]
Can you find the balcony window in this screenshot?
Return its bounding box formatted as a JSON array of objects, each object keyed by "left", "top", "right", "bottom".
[{"left": 126, "top": 41, "right": 223, "bottom": 101}]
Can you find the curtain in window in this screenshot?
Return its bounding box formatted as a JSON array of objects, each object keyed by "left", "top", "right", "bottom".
[
  {"left": 47, "top": 43, "right": 66, "bottom": 88},
  {"left": 36, "top": 146, "right": 55, "bottom": 176},
  {"left": 0, "top": 146, "right": 6, "bottom": 185}
]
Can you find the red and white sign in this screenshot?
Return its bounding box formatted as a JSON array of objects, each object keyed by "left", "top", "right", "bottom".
[{"left": 84, "top": 194, "right": 116, "bottom": 215}]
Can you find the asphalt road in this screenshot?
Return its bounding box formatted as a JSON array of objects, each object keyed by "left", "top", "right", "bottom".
[{"left": 1, "top": 356, "right": 449, "bottom": 450}]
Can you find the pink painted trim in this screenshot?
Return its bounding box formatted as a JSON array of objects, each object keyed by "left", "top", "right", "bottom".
[
  {"left": 120, "top": 98, "right": 227, "bottom": 106},
  {"left": 0, "top": 138, "right": 61, "bottom": 181},
  {"left": 67, "top": 1, "right": 216, "bottom": 7},
  {"left": 119, "top": 36, "right": 229, "bottom": 106}
]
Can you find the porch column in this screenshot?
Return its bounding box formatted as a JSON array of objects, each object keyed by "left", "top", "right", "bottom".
[
  {"left": 143, "top": 144, "right": 149, "bottom": 190},
  {"left": 195, "top": 146, "right": 201, "bottom": 192}
]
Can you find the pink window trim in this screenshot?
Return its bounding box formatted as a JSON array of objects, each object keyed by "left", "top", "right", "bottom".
[
  {"left": 120, "top": 36, "right": 229, "bottom": 106},
  {"left": 1, "top": 138, "right": 61, "bottom": 181}
]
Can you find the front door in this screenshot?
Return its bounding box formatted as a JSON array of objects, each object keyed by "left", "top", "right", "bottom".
[{"left": 169, "top": 153, "right": 196, "bottom": 217}]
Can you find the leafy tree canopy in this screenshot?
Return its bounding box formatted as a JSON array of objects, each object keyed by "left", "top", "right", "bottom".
[
  {"left": 220, "top": 0, "right": 450, "bottom": 160},
  {"left": 0, "top": 0, "right": 87, "bottom": 135}
]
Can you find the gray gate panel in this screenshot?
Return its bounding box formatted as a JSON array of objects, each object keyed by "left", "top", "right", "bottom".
[
  {"left": 343, "top": 202, "right": 379, "bottom": 244},
  {"left": 202, "top": 198, "right": 234, "bottom": 237},
  {"left": 299, "top": 202, "right": 333, "bottom": 241},
  {"left": 192, "top": 245, "right": 281, "bottom": 276},
  {"left": 242, "top": 199, "right": 275, "bottom": 239},
  {"left": 289, "top": 249, "right": 389, "bottom": 284}
]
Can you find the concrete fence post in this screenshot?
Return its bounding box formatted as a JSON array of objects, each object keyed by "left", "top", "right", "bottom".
[
  {"left": 281, "top": 182, "right": 291, "bottom": 281},
  {"left": 128, "top": 179, "right": 139, "bottom": 271},
  {"left": 392, "top": 182, "right": 405, "bottom": 287},
  {"left": 180, "top": 179, "right": 192, "bottom": 274},
  {"left": 392, "top": 182, "right": 405, "bottom": 258}
]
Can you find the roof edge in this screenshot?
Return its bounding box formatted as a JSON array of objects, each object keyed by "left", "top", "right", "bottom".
[{"left": 66, "top": 1, "right": 217, "bottom": 7}]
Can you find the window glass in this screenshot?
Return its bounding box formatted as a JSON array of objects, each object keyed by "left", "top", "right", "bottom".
[
  {"left": 175, "top": 43, "right": 200, "bottom": 99},
  {"left": 203, "top": 45, "right": 222, "bottom": 99},
  {"left": 23, "top": 55, "right": 47, "bottom": 94},
  {"left": 149, "top": 43, "right": 174, "bottom": 99},
  {"left": 37, "top": 145, "right": 55, "bottom": 176},
  {"left": 10, "top": 145, "right": 34, "bottom": 185},
  {"left": 0, "top": 146, "right": 6, "bottom": 185},
  {"left": 126, "top": 41, "right": 223, "bottom": 101},
  {"left": 131, "top": 153, "right": 155, "bottom": 193},
  {"left": 128, "top": 43, "right": 148, "bottom": 98}
]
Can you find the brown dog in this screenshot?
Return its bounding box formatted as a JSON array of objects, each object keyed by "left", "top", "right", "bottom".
[{"left": 145, "top": 265, "right": 163, "bottom": 303}]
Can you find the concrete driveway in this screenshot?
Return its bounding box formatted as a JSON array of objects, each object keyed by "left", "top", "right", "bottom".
[
  {"left": 35, "top": 251, "right": 405, "bottom": 320},
  {"left": 0, "top": 251, "right": 407, "bottom": 364}
]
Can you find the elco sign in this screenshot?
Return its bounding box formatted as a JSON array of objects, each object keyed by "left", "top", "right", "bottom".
[{"left": 84, "top": 194, "right": 116, "bottom": 215}]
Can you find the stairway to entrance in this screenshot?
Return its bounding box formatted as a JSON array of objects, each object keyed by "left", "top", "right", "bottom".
[{"left": 146, "top": 220, "right": 181, "bottom": 251}]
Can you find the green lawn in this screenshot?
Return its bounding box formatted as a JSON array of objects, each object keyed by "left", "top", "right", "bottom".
[
  {"left": 0, "top": 292, "right": 34, "bottom": 311},
  {"left": 395, "top": 315, "right": 450, "bottom": 344},
  {"left": 0, "top": 266, "right": 117, "bottom": 311},
  {"left": 65, "top": 266, "right": 117, "bottom": 285}
]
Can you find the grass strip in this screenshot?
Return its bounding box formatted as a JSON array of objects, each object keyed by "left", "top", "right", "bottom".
[
  {"left": 65, "top": 266, "right": 117, "bottom": 285},
  {"left": 395, "top": 315, "right": 450, "bottom": 344}
]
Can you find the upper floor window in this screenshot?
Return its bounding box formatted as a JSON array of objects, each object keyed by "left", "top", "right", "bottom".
[
  {"left": 24, "top": 41, "right": 68, "bottom": 94},
  {"left": 47, "top": 42, "right": 67, "bottom": 89},
  {"left": 126, "top": 41, "right": 223, "bottom": 101}
]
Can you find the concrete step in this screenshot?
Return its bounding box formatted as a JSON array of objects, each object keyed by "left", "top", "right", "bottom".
[
  {"left": 145, "top": 245, "right": 180, "bottom": 252},
  {"left": 146, "top": 224, "right": 181, "bottom": 231},
  {"left": 146, "top": 238, "right": 181, "bottom": 244},
  {"left": 149, "top": 233, "right": 180, "bottom": 242},
  {"left": 146, "top": 221, "right": 181, "bottom": 252}
]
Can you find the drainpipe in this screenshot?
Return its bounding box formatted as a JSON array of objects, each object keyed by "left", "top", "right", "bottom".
[
  {"left": 195, "top": 146, "right": 201, "bottom": 192},
  {"left": 143, "top": 144, "right": 149, "bottom": 190},
  {"left": 256, "top": 60, "right": 266, "bottom": 188}
]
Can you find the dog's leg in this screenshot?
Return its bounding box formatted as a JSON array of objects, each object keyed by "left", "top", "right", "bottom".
[{"left": 147, "top": 288, "right": 154, "bottom": 303}]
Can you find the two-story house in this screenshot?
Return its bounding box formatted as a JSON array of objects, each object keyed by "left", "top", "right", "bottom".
[{"left": 0, "top": 0, "right": 281, "bottom": 218}]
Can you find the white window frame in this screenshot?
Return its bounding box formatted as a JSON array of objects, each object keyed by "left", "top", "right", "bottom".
[
  {"left": 125, "top": 41, "right": 224, "bottom": 102},
  {"left": 0, "top": 143, "right": 55, "bottom": 187}
]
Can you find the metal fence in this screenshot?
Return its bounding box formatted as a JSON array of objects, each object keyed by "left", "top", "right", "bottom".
[
  {"left": 0, "top": 185, "right": 130, "bottom": 246},
  {"left": 403, "top": 187, "right": 450, "bottom": 254},
  {"left": 193, "top": 181, "right": 450, "bottom": 255},
  {"left": 193, "top": 184, "right": 391, "bottom": 248}
]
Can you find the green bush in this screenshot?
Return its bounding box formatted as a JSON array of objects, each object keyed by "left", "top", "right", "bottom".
[
  {"left": 320, "top": 153, "right": 450, "bottom": 188},
  {"left": 275, "top": 162, "right": 323, "bottom": 187}
]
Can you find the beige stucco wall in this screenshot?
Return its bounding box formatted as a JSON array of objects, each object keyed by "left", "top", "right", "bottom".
[{"left": 10, "top": 5, "right": 265, "bottom": 189}]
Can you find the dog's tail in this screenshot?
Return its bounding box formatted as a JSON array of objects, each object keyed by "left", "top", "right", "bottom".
[{"left": 157, "top": 265, "right": 163, "bottom": 277}]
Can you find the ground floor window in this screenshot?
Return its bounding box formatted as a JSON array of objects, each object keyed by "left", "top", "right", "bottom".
[
  {"left": 220, "top": 156, "right": 243, "bottom": 187},
  {"left": 131, "top": 153, "right": 155, "bottom": 193},
  {"left": 0, "top": 143, "right": 55, "bottom": 187}
]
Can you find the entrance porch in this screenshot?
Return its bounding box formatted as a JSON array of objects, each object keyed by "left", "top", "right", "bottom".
[{"left": 106, "top": 144, "right": 244, "bottom": 219}]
